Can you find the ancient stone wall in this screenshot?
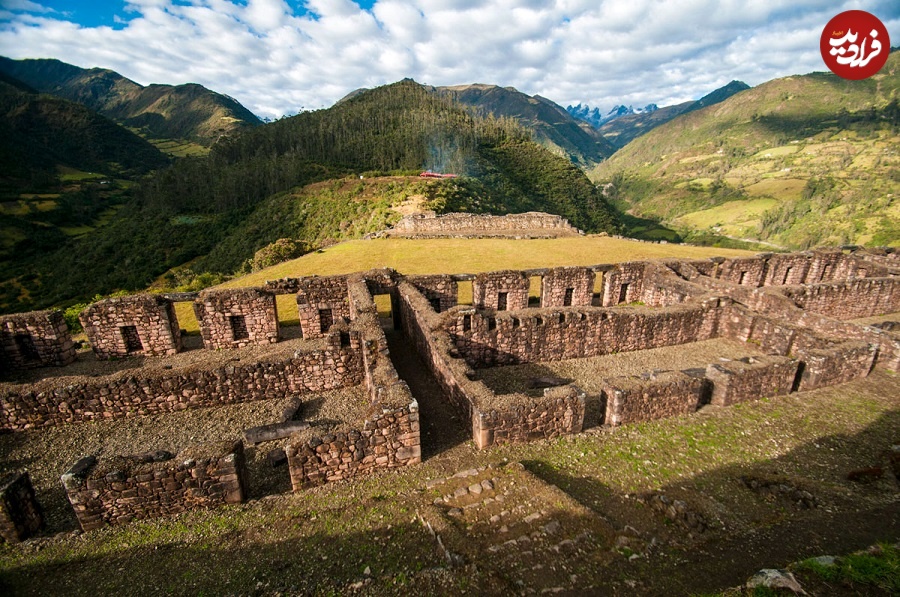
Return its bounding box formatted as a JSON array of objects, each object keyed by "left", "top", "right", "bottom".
[
  {"left": 601, "top": 371, "right": 705, "bottom": 427},
  {"left": 391, "top": 211, "right": 578, "bottom": 235},
  {"left": 715, "top": 257, "right": 769, "bottom": 287},
  {"left": 398, "top": 281, "right": 584, "bottom": 449},
  {"left": 705, "top": 356, "right": 798, "bottom": 407},
  {"left": 285, "top": 404, "right": 420, "bottom": 488},
  {"left": 601, "top": 261, "right": 648, "bottom": 306},
  {"left": 447, "top": 300, "right": 723, "bottom": 368},
  {"left": 0, "top": 310, "right": 75, "bottom": 371},
  {"left": 407, "top": 274, "right": 459, "bottom": 313},
  {"left": 286, "top": 274, "right": 420, "bottom": 488},
  {"left": 472, "top": 385, "right": 585, "bottom": 447},
  {"left": 295, "top": 276, "right": 351, "bottom": 338},
  {"left": 780, "top": 278, "right": 900, "bottom": 320},
  {"left": 472, "top": 270, "right": 530, "bottom": 311},
  {"left": 643, "top": 263, "right": 709, "bottom": 307},
  {"left": 80, "top": 294, "right": 182, "bottom": 359},
  {"left": 0, "top": 338, "right": 363, "bottom": 431},
  {"left": 194, "top": 288, "right": 280, "bottom": 349},
  {"left": 0, "top": 471, "right": 43, "bottom": 543},
  {"left": 61, "top": 441, "right": 246, "bottom": 531},
  {"left": 540, "top": 267, "right": 594, "bottom": 308},
  {"left": 762, "top": 253, "right": 813, "bottom": 286}
]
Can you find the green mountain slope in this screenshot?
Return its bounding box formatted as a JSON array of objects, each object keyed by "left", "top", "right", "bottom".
[
  {"left": 0, "top": 57, "right": 262, "bottom": 148},
  {"left": 2, "top": 79, "right": 619, "bottom": 313},
  {"left": 597, "top": 81, "right": 750, "bottom": 148},
  {"left": 0, "top": 77, "right": 169, "bottom": 184},
  {"left": 433, "top": 84, "right": 617, "bottom": 167},
  {"left": 592, "top": 52, "right": 900, "bottom": 249}
]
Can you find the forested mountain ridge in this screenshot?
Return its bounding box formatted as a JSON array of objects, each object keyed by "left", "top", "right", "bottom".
[
  {"left": 431, "top": 84, "right": 618, "bottom": 167},
  {"left": 1, "top": 79, "right": 620, "bottom": 313},
  {"left": 0, "top": 57, "right": 262, "bottom": 148},
  {"left": 592, "top": 51, "right": 900, "bottom": 249}
]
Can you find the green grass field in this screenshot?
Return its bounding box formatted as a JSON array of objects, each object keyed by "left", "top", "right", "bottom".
[{"left": 222, "top": 236, "right": 753, "bottom": 289}]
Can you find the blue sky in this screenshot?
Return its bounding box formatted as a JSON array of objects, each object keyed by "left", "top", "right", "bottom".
[{"left": 1, "top": 1, "right": 897, "bottom": 119}]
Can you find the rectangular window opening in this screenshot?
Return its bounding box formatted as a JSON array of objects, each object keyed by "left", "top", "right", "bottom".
[
  {"left": 488, "top": 317, "right": 496, "bottom": 331},
  {"left": 563, "top": 288, "right": 574, "bottom": 307},
  {"left": 429, "top": 297, "right": 442, "bottom": 313},
  {"left": 738, "top": 271, "right": 748, "bottom": 285},
  {"left": 618, "top": 283, "right": 629, "bottom": 304},
  {"left": 229, "top": 315, "right": 250, "bottom": 341},
  {"left": 462, "top": 314, "right": 471, "bottom": 332},
  {"left": 339, "top": 331, "right": 351, "bottom": 347},
  {"left": 120, "top": 325, "right": 143, "bottom": 353},
  {"left": 497, "top": 292, "right": 508, "bottom": 311},
  {"left": 820, "top": 264, "right": 831, "bottom": 281}
]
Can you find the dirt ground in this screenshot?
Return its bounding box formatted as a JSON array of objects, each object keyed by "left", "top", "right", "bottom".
[{"left": 0, "top": 328, "right": 898, "bottom": 595}]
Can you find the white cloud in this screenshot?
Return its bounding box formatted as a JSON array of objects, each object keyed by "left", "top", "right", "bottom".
[{"left": 0, "top": 0, "right": 897, "bottom": 119}]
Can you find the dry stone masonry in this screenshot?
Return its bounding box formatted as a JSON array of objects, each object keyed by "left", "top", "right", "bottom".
[
  {"left": 0, "top": 310, "right": 75, "bottom": 370},
  {"left": 0, "top": 471, "right": 43, "bottom": 543},
  {"left": 390, "top": 211, "right": 579, "bottom": 237},
  {"left": 0, "top": 246, "right": 897, "bottom": 533},
  {"left": 294, "top": 275, "right": 352, "bottom": 338},
  {"left": 61, "top": 441, "right": 247, "bottom": 531},
  {"left": 80, "top": 294, "right": 182, "bottom": 359},
  {"left": 194, "top": 288, "right": 280, "bottom": 348}
]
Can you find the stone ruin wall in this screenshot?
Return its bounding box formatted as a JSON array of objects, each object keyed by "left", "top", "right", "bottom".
[
  {"left": 285, "top": 274, "right": 420, "bottom": 489},
  {"left": 704, "top": 355, "right": 799, "bottom": 407},
  {"left": 61, "top": 441, "right": 247, "bottom": 531},
  {"left": 0, "top": 471, "right": 43, "bottom": 543},
  {"left": 472, "top": 270, "right": 530, "bottom": 311},
  {"left": 294, "top": 276, "right": 352, "bottom": 339},
  {"left": 80, "top": 294, "right": 182, "bottom": 359},
  {"left": 780, "top": 278, "right": 900, "bottom": 320},
  {"left": 398, "top": 280, "right": 586, "bottom": 449},
  {"left": 0, "top": 332, "right": 363, "bottom": 431},
  {"left": 540, "top": 267, "right": 594, "bottom": 308},
  {"left": 193, "top": 288, "right": 280, "bottom": 349},
  {"left": 0, "top": 310, "right": 75, "bottom": 370},
  {"left": 408, "top": 274, "right": 459, "bottom": 313},
  {"left": 601, "top": 371, "right": 706, "bottom": 428},
  {"left": 391, "top": 211, "right": 578, "bottom": 235},
  {"left": 447, "top": 299, "right": 723, "bottom": 368},
  {"left": 1, "top": 248, "right": 898, "bottom": 532}
]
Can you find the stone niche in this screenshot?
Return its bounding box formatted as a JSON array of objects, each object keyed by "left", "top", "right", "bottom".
[
  {"left": 0, "top": 310, "right": 75, "bottom": 371},
  {"left": 541, "top": 267, "right": 594, "bottom": 308},
  {"left": 407, "top": 274, "right": 458, "bottom": 313},
  {"left": 296, "top": 276, "right": 351, "bottom": 338},
  {"left": 472, "top": 270, "right": 529, "bottom": 311},
  {"left": 0, "top": 471, "right": 43, "bottom": 543},
  {"left": 80, "top": 294, "right": 182, "bottom": 359},
  {"left": 194, "top": 288, "right": 279, "bottom": 349}
]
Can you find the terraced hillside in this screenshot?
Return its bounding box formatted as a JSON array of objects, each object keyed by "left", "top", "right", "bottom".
[{"left": 593, "top": 51, "right": 900, "bottom": 249}]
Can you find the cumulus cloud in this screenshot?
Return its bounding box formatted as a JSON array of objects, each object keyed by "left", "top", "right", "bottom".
[{"left": 0, "top": 0, "right": 897, "bottom": 119}]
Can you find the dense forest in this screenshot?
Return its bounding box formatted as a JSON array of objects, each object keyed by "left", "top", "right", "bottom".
[{"left": 1, "top": 79, "right": 620, "bottom": 314}]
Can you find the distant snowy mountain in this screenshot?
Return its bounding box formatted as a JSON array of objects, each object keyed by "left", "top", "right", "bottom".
[
  {"left": 566, "top": 103, "right": 658, "bottom": 128},
  {"left": 568, "top": 81, "right": 750, "bottom": 148}
]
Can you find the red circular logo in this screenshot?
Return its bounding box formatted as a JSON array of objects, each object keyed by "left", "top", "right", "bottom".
[{"left": 820, "top": 10, "right": 890, "bottom": 80}]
